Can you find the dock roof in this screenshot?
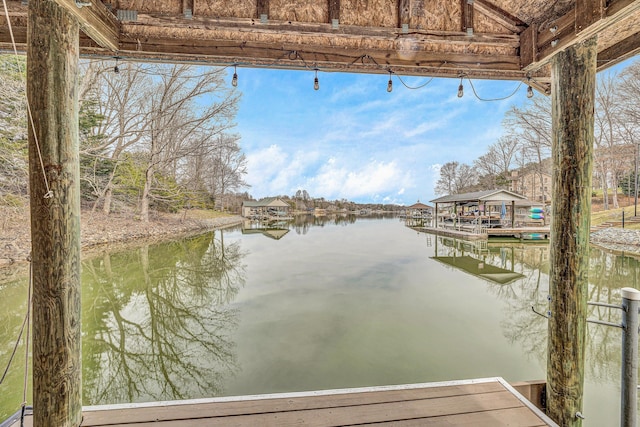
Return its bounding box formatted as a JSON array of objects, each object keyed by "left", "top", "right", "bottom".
[{"left": 430, "top": 190, "right": 526, "bottom": 204}]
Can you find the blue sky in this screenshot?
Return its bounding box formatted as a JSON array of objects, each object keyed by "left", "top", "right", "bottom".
[{"left": 230, "top": 59, "right": 631, "bottom": 206}]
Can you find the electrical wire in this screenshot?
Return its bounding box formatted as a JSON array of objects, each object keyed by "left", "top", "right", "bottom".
[{"left": 465, "top": 76, "right": 524, "bottom": 102}]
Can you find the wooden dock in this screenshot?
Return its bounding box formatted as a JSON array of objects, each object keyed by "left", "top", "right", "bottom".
[
  {"left": 418, "top": 225, "right": 550, "bottom": 241},
  {"left": 9, "top": 378, "right": 557, "bottom": 426}
]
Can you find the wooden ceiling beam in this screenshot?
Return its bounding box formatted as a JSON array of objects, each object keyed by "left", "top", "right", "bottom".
[
  {"left": 474, "top": 0, "right": 525, "bottom": 33},
  {"left": 131, "top": 13, "right": 520, "bottom": 48},
  {"left": 522, "top": 0, "right": 640, "bottom": 72},
  {"left": 576, "top": 0, "right": 606, "bottom": 33},
  {"left": 117, "top": 30, "right": 521, "bottom": 71},
  {"left": 597, "top": 30, "right": 640, "bottom": 70},
  {"left": 50, "top": 0, "right": 119, "bottom": 51}
]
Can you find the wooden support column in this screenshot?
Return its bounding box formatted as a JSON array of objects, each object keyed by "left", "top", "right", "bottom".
[
  {"left": 510, "top": 200, "right": 515, "bottom": 228},
  {"left": 547, "top": 36, "right": 597, "bottom": 427},
  {"left": 27, "top": 1, "right": 82, "bottom": 426}
]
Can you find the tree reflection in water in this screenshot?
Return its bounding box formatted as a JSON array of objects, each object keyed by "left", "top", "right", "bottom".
[
  {"left": 434, "top": 237, "right": 640, "bottom": 384},
  {"left": 81, "top": 230, "right": 246, "bottom": 405}
]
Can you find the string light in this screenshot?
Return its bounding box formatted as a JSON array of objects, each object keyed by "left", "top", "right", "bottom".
[
  {"left": 231, "top": 65, "right": 238, "bottom": 87},
  {"left": 113, "top": 56, "right": 119, "bottom": 73},
  {"left": 82, "top": 48, "right": 540, "bottom": 102}
]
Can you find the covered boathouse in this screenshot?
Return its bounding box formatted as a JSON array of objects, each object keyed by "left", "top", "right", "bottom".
[
  {"left": 431, "top": 189, "right": 528, "bottom": 229},
  {"left": 3, "top": 0, "right": 640, "bottom": 425}
]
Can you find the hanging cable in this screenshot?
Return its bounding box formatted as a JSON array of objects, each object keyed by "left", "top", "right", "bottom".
[
  {"left": 2, "top": 0, "right": 54, "bottom": 199},
  {"left": 20, "top": 260, "right": 33, "bottom": 426},
  {"left": 465, "top": 77, "right": 523, "bottom": 101},
  {"left": 396, "top": 74, "right": 435, "bottom": 90},
  {"left": 0, "top": 307, "right": 29, "bottom": 386}
]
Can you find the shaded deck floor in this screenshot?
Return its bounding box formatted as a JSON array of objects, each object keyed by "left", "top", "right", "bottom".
[{"left": 12, "top": 378, "right": 557, "bottom": 427}]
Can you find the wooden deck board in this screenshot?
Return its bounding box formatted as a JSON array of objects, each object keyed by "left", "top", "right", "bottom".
[
  {"left": 81, "top": 382, "right": 506, "bottom": 425},
  {"left": 9, "top": 378, "right": 557, "bottom": 427}
]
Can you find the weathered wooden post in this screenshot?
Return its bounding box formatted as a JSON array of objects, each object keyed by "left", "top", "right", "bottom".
[
  {"left": 547, "top": 37, "right": 597, "bottom": 426},
  {"left": 27, "top": 1, "right": 82, "bottom": 426}
]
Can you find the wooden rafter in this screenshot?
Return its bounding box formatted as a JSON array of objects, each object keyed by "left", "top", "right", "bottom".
[
  {"left": 50, "top": 0, "right": 119, "bottom": 51},
  {"left": 597, "top": 31, "right": 640, "bottom": 70},
  {"left": 329, "top": 0, "right": 340, "bottom": 22},
  {"left": 461, "top": 0, "right": 474, "bottom": 33},
  {"left": 398, "top": 0, "right": 410, "bottom": 28},
  {"left": 522, "top": 0, "right": 640, "bottom": 71},
  {"left": 257, "top": 0, "right": 269, "bottom": 18}
]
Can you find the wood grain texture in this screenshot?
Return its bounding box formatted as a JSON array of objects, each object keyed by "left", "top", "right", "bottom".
[
  {"left": 194, "top": 0, "right": 256, "bottom": 18},
  {"left": 50, "top": 0, "right": 119, "bottom": 51},
  {"left": 410, "top": 0, "right": 461, "bottom": 31},
  {"left": 27, "top": 1, "right": 82, "bottom": 426},
  {"left": 118, "top": 0, "right": 181, "bottom": 14},
  {"left": 576, "top": 0, "right": 605, "bottom": 33},
  {"left": 270, "top": 0, "right": 328, "bottom": 23},
  {"left": 547, "top": 36, "right": 597, "bottom": 427},
  {"left": 340, "top": 0, "right": 398, "bottom": 28}
]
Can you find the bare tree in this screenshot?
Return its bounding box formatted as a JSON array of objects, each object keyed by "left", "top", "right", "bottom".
[
  {"left": 138, "top": 64, "right": 240, "bottom": 222},
  {"left": 474, "top": 136, "right": 518, "bottom": 188},
  {"left": 79, "top": 61, "right": 152, "bottom": 214},
  {"left": 503, "top": 95, "right": 552, "bottom": 200},
  {"left": 434, "top": 161, "right": 477, "bottom": 195}
]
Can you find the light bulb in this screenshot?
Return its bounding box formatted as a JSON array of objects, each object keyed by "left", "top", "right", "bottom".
[
  {"left": 314, "top": 70, "right": 319, "bottom": 90},
  {"left": 457, "top": 83, "right": 464, "bottom": 98},
  {"left": 231, "top": 66, "right": 238, "bottom": 87},
  {"left": 527, "top": 85, "right": 534, "bottom": 98},
  {"left": 387, "top": 74, "right": 393, "bottom": 93},
  {"left": 114, "top": 65, "right": 119, "bottom": 74}
]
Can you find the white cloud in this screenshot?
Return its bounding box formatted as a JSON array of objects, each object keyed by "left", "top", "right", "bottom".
[
  {"left": 306, "top": 158, "right": 413, "bottom": 200},
  {"left": 246, "top": 145, "right": 320, "bottom": 197}
]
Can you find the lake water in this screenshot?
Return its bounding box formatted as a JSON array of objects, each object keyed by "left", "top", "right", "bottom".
[{"left": 0, "top": 215, "right": 638, "bottom": 425}]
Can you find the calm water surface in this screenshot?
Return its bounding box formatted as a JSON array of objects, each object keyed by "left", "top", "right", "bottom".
[{"left": 1, "top": 215, "right": 638, "bottom": 425}]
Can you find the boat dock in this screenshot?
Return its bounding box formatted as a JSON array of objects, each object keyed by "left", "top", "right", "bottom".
[
  {"left": 418, "top": 225, "right": 551, "bottom": 241},
  {"left": 9, "top": 378, "right": 555, "bottom": 427}
]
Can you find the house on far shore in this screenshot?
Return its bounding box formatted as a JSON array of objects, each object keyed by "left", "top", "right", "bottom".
[
  {"left": 508, "top": 168, "right": 552, "bottom": 204},
  {"left": 242, "top": 197, "right": 291, "bottom": 219}
]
